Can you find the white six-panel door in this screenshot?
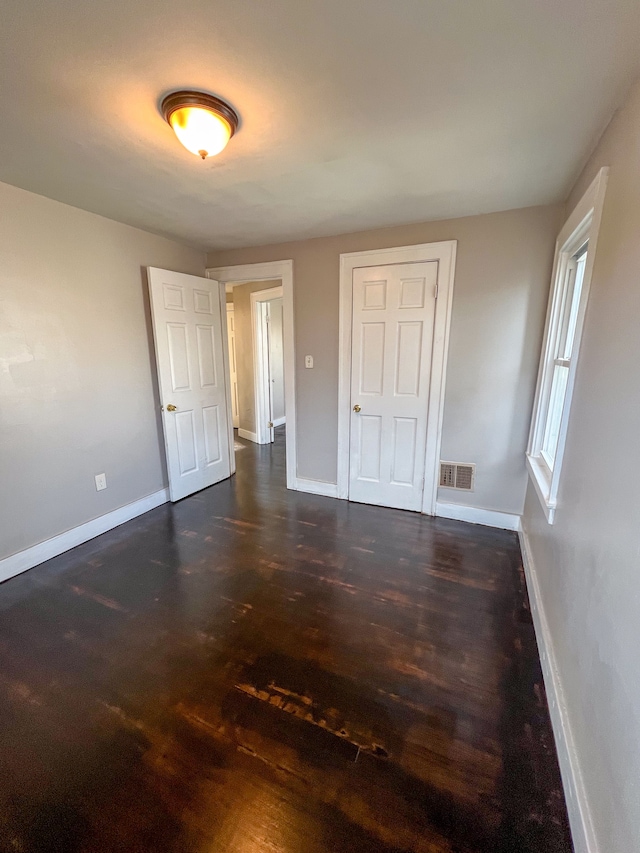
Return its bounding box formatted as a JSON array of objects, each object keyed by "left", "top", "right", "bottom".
[
  {"left": 148, "top": 268, "right": 231, "bottom": 502},
  {"left": 349, "top": 262, "right": 438, "bottom": 511},
  {"left": 226, "top": 305, "right": 239, "bottom": 428}
]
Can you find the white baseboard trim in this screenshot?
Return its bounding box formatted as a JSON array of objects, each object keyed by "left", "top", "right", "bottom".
[
  {"left": 518, "top": 523, "right": 597, "bottom": 853},
  {"left": 238, "top": 428, "right": 258, "bottom": 443},
  {"left": 272, "top": 416, "right": 286, "bottom": 427},
  {"left": 435, "top": 501, "right": 520, "bottom": 530},
  {"left": 294, "top": 477, "right": 339, "bottom": 498},
  {"left": 0, "top": 488, "right": 169, "bottom": 585}
]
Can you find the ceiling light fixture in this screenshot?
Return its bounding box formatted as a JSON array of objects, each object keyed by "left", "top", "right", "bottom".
[{"left": 161, "top": 90, "right": 239, "bottom": 160}]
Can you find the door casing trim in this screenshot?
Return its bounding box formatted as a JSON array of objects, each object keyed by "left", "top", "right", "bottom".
[{"left": 337, "top": 242, "right": 457, "bottom": 514}]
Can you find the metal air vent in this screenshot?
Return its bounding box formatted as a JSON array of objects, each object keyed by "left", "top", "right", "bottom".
[
  {"left": 439, "top": 463, "right": 456, "bottom": 488},
  {"left": 439, "top": 462, "right": 475, "bottom": 491}
]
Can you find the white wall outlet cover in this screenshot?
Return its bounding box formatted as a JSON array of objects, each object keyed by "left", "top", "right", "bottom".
[
  {"left": 95, "top": 473, "right": 107, "bottom": 491},
  {"left": 305, "top": 355, "right": 313, "bottom": 368}
]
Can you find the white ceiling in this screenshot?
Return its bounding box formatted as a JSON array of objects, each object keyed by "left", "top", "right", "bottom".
[{"left": 1, "top": 0, "right": 639, "bottom": 250}]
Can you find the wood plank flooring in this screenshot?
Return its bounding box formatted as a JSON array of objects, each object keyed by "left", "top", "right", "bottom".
[{"left": 0, "top": 428, "right": 573, "bottom": 852}]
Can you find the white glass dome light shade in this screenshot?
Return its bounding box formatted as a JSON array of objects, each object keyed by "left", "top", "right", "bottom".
[
  {"left": 161, "top": 91, "right": 239, "bottom": 160},
  {"left": 169, "top": 106, "right": 232, "bottom": 159}
]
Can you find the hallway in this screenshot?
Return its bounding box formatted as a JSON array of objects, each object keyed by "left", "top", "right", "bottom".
[{"left": 0, "top": 429, "right": 572, "bottom": 852}]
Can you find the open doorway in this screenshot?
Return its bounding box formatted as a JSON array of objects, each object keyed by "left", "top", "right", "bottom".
[
  {"left": 224, "top": 280, "right": 284, "bottom": 446},
  {"left": 207, "top": 260, "right": 296, "bottom": 491},
  {"left": 251, "top": 285, "right": 285, "bottom": 443}
]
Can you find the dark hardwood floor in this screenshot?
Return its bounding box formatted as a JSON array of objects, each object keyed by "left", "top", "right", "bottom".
[{"left": 0, "top": 427, "right": 572, "bottom": 852}]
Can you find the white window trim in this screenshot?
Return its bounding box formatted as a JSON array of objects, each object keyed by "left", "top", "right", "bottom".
[{"left": 527, "top": 167, "right": 609, "bottom": 523}]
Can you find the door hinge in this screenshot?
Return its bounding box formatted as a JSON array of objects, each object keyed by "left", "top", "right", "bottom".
[
  {"left": 434, "top": 283, "right": 439, "bottom": 299},
  {"left": 268, "top": 421, "right": 274, "bottom": 428}
]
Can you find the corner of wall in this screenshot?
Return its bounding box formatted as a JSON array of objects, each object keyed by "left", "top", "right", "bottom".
[{"left": 518, "top": 520, "right": 598, "bottom": 853}]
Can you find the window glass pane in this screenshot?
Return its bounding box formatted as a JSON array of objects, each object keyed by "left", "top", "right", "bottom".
[
  {"left": 553, "top": 261, "right": 575, "bottom": 360},
  {"left": 541, "top": 364, "right": 569, "bottom": 469},
  {"left": 562, "top": 250, "right": 587, "bottom": 359}
]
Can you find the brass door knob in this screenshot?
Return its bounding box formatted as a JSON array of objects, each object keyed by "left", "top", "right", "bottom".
[
  {"left": 166, "top": 404, "right": 177, "bottom": 412},
  {"left": 353, "top": 404, "right": 361, "bottom": 413}
]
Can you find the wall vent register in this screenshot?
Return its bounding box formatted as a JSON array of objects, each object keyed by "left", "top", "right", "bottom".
[{"left": 439, "top": 462, "right": 475, "bottom": 491}]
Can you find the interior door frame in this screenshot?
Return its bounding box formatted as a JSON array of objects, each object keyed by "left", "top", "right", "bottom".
[
  {"left": 206, "top": 260, "right": 296, "bottom": 491},
  {"left": 251, "top": 285, "right": 284, "bottom": 445},
  {"left": 337, "top": 242, "right": 457, "bottom": 514}
]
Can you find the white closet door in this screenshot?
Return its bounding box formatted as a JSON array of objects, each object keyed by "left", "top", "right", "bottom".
[
  {"left": 148, "top": 268, "right": 231, "bottom": 501},
  {"left": 349, "top": 262, "right": 438, "bottom": 511}
]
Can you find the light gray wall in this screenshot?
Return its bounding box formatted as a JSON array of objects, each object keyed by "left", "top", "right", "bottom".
[
  {"left": 231, "top": 280, "right": 280, "bottom": 434},
  {"left": 521, "top": 78, "right": 640, "bottom": 853},
  {"left": 0, "top": 181, "right": 205, "bottom": 561},
  {"left": 268, "top": 298, "right": 285, "bottom": 423},
  {"left": 209, "top": 204, "right": 562, "bottom": 512}
]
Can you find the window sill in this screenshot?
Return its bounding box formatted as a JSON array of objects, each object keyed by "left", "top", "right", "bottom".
[{"left": 526, "top": 454, "right": 556, "bottom": 524}]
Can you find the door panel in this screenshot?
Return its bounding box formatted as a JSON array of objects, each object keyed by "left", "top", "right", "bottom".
[
  {"left": 148, "top": 268, "right": 231, "bottom": 501},
  {"left": 193, "top": 289, "right": 213, "bottom": 314},
  {"left": 362, "top": 280, "right": 387, "bottom": 309},
  {"left": 203, "top": 405, "right": 222, "bottom": 465},
  {"left": 357, "top": 415, "right": 382, "bottom": 482},
  {"left": 399, "top": 277, "right": 426, "bottom": 308},
  {"left": 348, "top": 261, "right": 438, "bottom": 511},
  {"left": 163, "top": 284, "right": 185, "bottom": 310},
  {"left": 395, "top": 322, "right": 423, "bottom": 396},
  {"left": 391, "top": 417, "right": 417, "bottom": 484},
  {"left": 175, "top": 410, "right": 198, "bottom": 475},
  {"left": 167, "top": 323, "right": 190, "bottom": 391},
  {"left": 196, "top": 325, "right": 217, "bottom": 388},
  {"left": 360, "top": 323, "right": 385, "bottom": 395}
]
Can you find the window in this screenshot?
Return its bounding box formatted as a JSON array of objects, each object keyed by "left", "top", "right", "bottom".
[
  {"left": 527, "top": 168, "right": 608, "bottom": 523},
  {"left": 539, "top": 243, "right": 587, "bottom": 471}
]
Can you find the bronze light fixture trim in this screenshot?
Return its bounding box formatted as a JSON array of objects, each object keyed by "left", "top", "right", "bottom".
[{"left": 161, "top": 90, "right": 239, "bottom": 159}]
